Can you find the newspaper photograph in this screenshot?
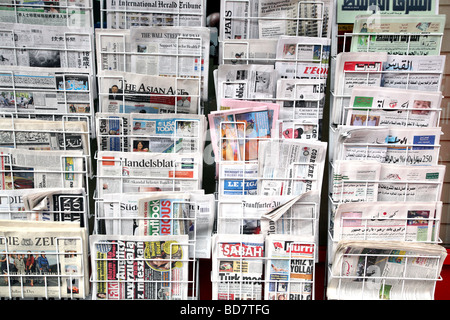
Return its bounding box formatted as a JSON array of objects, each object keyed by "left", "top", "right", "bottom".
[
  {"left": 350, "top": 14, "right": 446, "bottom": 55},
  {"left": 96, "top": 150, "right": 202, "bottom": 199},
  {"left": 98, "top": 70, "right": 200, "bottom": 114},
  {"left": 0, "top": 220, "right": 88, "bottom": 298},
  {"left": 0, "top": 148, "right": 86, "bottom": 190},
  {"left": 265, "top": 235, "right": 315, "bottom": 300},
  {"left": 275, "top": 36, "right": 331, "bottom": 80},
  {"left": 346, "top": 86, "right": 442, "bottom": 128},
  {"left": 96, "top": 112, "right": 206, "bottom": 154},
  {"left": 90, "top": 234, "right": 189, "bottom": 300},
  {"left": 0, "top": 0, "right": 93, "bottom": 27},
  {"left": 0, "top": 22, "right": 93, "bottom": 70},
  {"left": 327, "top": 240, "right": 447, "bottom": 300},
  {"left": 258, "top": 139, "right": 327, "bottom": 196},
  {"left": 105, "top": 0, "right": 206, "bottom": 29},
  {"left": 211, "top": 234, "right": 265, "bottom": 300},
  {"left": 219, "top": 39, "right": 278, "bottom": 65},
  {"left": 0, "top": 66, "right": 93, "bottom": 116},
  {"left": 275, "top": 120, "right": 319, "bottom": 140}
]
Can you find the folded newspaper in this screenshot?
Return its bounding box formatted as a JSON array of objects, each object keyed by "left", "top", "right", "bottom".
[
  {"left": 211, "top": 234, "right": 265, "bottom": 300},
  {"left": 0, "top": 220, "right": 89, "bottom": 298},
  {"left": 98, "top": 70, "right": 200, "bottom": 114},
  {"left": 327, "top": 240, "right": 447, "bottom": 300},
  {"left": 90, "top": 234, "right": 190, "bottom": 300},
  {"left": 265, "top": 234, "right": 315, "bottom": 300},
  {"left": 219, "top": 39, "right": 278, "bottom": 65}
]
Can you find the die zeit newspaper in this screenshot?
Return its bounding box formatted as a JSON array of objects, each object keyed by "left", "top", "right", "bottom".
[
  {"left": 212, "top": 234, "right": 265, "bottom": 300},
  {"left": 90, "top": 235, "right": 189, "bottom": 300}
]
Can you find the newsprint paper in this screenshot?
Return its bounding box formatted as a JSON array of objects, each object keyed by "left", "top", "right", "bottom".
[
  {"left": 0, "top": 220, "right": 89, "bottom": 299},
  {"left": 90, "top": 234, "right": 189, "bottom": 300}
]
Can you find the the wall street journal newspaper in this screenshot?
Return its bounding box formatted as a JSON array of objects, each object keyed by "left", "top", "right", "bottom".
[
  {"left": 98, "top": 70, "right": 200, "bottom": 114},
  {"left": 0, "top": 0, "right": 93, "bottom": 27},
  {"left": 104, "top": 0, "right": 206, "bottom": 29},
  {"left": 0, "top": 148, "right": 86, "bottom": 190},
  {"left": 0, "top": 220, "right": 89, "bottom": 298},
  {"left": 265, "top": 235, "right": 315, "bottom": 300},
  {"left": 90, "top": 234, "right": 189, "bottom": 300},
  {"left": 212, "top": 234, "right": 265, "bottom": 300},
  {"left": 327, "top": 240, "right": 447, "bottom": 300},
  {"left": 0, "top": 22, "right": 93, "bottom": 70},
  {"left": 350, "top": 14, "right": 446, "bottom": 55}
]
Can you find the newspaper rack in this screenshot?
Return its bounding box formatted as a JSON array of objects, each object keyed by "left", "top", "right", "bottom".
[{"left": 0, "top": 235, "right": 87, "bottom": 300}]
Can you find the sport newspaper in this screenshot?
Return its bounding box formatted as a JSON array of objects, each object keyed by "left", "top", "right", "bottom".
[
  {"left": 0, "top": 22, "right": 93, "bottom": 70},
  {"left": 96, "top": 150, "right": 202, "bottom": 199},
  {"left": 220, "top": 0, "right": 333, "bottom": 40},
  {"left": 96, "top": 27, "right": 210, "bottom": 102},
  {"left": 0, "top": 147, "right": 86, "bottom": 190},
  {"left": 212, "top": 234, "right": 265, "bottom": 300},
  {"left": 0, "top": 220, "right": 89, "bottom": 299},
  {"left": 96, "top": 112, "right": 206, "bottom": 154},
  {"left": 0, "top": 66, "right": 93, "bottom": 117},
  {"left": 265, "top": 235, "right": 315, "bottom": 300},
  {"left": 90, "top": 234, "right": 190, "bottom": 300},
  {"left": 332, "top": 126, "right": 442, "bottom": 166},
  {"left": 104, "top": 0, "right": 205, "bottom": 29},
  {"left": 0, "top": 0, "right": 93, "bottom": 27},
  {"left": 98, "top": 70, "right": 200, "bottom": 114},
  {"left": 97, "top": 192, "right": 214, "bottom": 258},
  {"left": 331, "top": 52, "right": 445, "bottom": 125},
  {"left": 350, "top": 14, "right": 446, "bottom": 56},
  {"left": 327, "top": 240, "right": 447, "bottom": 300}
]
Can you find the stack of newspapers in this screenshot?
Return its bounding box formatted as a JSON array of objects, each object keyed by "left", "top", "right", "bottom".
[
  {"left": 90, "top": 0, "right": 215, "bottom": 300},
  {"left": 326, "top": 8, "right": 447, "bottom": 300},
  {"left": 210, "top": 0, "right": 333, "bottom": 300},
  {"left": 0, "top": 0, "right": 95, "bottom": 299}
]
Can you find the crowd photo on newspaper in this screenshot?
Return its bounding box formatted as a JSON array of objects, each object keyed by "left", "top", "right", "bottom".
[{"left": 0, "top": 0, "right": 448, "bottom": 303}]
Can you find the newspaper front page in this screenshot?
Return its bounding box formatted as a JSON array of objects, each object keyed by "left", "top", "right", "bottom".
[
  {"left": 265, "top": 235, "right": 315, "bottom": 300},
  {"left": 90, "top": 234, "right": 189, "bottom": 300},
  {"left": 219, "top": 39, "right": 278, "bottom": 65},
  {"left": 212, "top": 234, "right": 265, "bottom": 300}
]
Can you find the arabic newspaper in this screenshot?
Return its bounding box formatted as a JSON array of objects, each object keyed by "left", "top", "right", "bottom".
[
  {"left": 0, "top": 22, "right": 93, "bottom": 70},
  {"left": 257, "top": 139, "right": 327, "bottom": 196},
  {"left": 0, "top": 148, "right": 86, "bottom": 190},
  {"left": 0, "top": 0, "right": 93, "bottom": 27},
  {"left": 346, "top": 86, "right": 442, "bottom": 128},
  {"left": 0, "top": 66, "right": 93, "bottom": 116},
  {"left": 104, "top": 0, "right": 206, "bottom": 29},
  {"left": 275, "top": 36, "right": 331, "bottom": 80},
  {"left": 0, "top": 220, "right": 89, "bottom": 298},
  {"left": 350, "top": 14, "right": 446, "bottom": 55},
  {"left": 90, "top": 234, "right": 189, "bottom": 300},
  {"left": 96, "top": 112, "right": 206, "bottom": 154},
  {"left": 98, "top": 70, "right": 200, "bottom": 114},
  {"left": 96, "top": 150, "right": 202, "bottom": 199},
  {"left": 211, "top": 234, "right": 265, "bottom": 300},
  {"left": 219, "top": 39, "right": 278, "bottom": 65},
  {"left": 265, "top": 235, "right": 315, "bottom": 300},
  {"left": 327, "top": 240, "right": 447, "bottom": 300}
]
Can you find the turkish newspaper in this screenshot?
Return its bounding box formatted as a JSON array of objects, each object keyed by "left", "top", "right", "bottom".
[
  {"left": 98, "top": 70, "right": 200, "bottom": 114},
  {"left": 0, "top": 0, "right": 93, "bottom": 27},
  {"left": 211, "top": 234, "right": 265, "bottom": 300},
  {"left": 350, "top": 14, "right": 446, "bottom": 55},
  {"left": 96, "top": 112, "right": 206, "bottom": 154},
  {"left": 333, "top": 126, "right": 442, "bottom": 165},
  {"left": 327, "top": 240, "right": 447, "bottom": 300},
  {"left": 96, "top": 150, "right": 203, "bottom": 199},
  {"left": 0, "top": 147, "right": 86, "bottom": 190},
  {"left": 257, "top": 139, "right": 327, "bottom": 196},
  {"left": 219, "top": 39, "right": 278, "bottom": 65},
  {"left": 90, "top": 234, "right": 190, "bottom": 300},
  {"left": 346, "top": 86, "right": 442, "bottom": 128},
  {"left": 0, "top": 22, "right": 93, "bottom": 70},
  {"left": 0, "top": 220, "right": 89, "bottom": 299},
  {"left": 0, "top": 66, "right": 93, "bottom": 117},
  {"left": 104, "top": 0, "right": 206, "bottom": 29},
  {"left": 265, "top": 235, "right": 315, "bottom": 300}
]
